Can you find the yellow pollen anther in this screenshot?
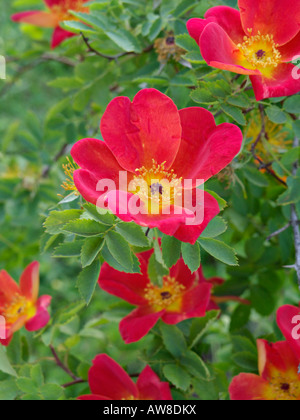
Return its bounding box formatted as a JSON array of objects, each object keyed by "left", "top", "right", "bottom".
[
  {"left": 237, "top": 29, "right": 281, "bottom": 69},
  {"left": 144, "top": 276, "right": 185, "bottom": 309},
  {"left": 130, "top": 160, "right": 182, "bottom": 210},
  {"left": 1, "top": 294, "right": 30, "bottom": 324},
  {"left": 59, "top": 157, "right": 80, "bottom": 197},
  {"left": 268, "top": 374, "right": 300, "bottom": 400},
  {"left": 51, "top": 0, "right": 89, "bottom": 21}
]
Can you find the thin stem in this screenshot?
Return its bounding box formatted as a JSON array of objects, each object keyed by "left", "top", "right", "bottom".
[
  {"left": 62, "top": 379, "right": 86, "bottom": 388},
  {"left": 267, "top": 223, "right": 291, "bottom": 241},
  {"left": 50, "top": 345, "right": 78, "bottom": 381},
  {"left": 81, "top": 32, "right": 153, "bottom": 61},
  {"left": 291, "top": 135, "right": 300, "bottom": 288}
]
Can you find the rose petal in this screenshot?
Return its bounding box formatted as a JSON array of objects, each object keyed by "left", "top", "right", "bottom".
[
  {"left": 229, "top": 373, "right": 268, "bottom": 400},
  {"left": 250, "top": 63, "right": 300, "bottom": 100},
  {"left": 171, "top": 108, "right": 243, "bottom": 185},
  {"left": 200, "top": 22, "right": 261, "bottom": 75},
  {"left": 20, "top": 261, "right": 39, "bottom": 303},
  {"left": 11, "top": 11, "right": 59, "bottom": 27},
  {"left": 238, "top": 0, "right": 300, "bottom": 46},
  {"left": 120, "top": 306, "right": 165, "bottom": 344},
  {"left": 88, "top": 354, "right": 138, "bottom": 399},
  {"left": 137, "top": 366, "right": 173, "bottom": 400},
  {"left": 100, "top": 89, "right": 182, "bottom": 172}
]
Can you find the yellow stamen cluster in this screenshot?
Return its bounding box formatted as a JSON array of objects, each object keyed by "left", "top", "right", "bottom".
[
  {"left": 60, "top": 157, "right": 80, "bottom": 196},
  {"left": 1, "top": 294, "right": 29, "bottom": 324},
  {"left": 246, "top": 111, "right": 291, "bottom": 160},
  {"left": 51, "top": 0, "right": 89, "bottom": 21},
  {"left": 238, "top": 29, "right": 281, "bottom": 69},
  {"left": 130, "top": 160, "right": 182, "bottom": 210},
  {"left": 268, "top": 374, "right": 300, "bottom": 400},
  {"left": 144, "top": 276, "right": 185, "bottom": 309},
  {"left": 122, "top": 395, "right": 137, "bottom": 401}
]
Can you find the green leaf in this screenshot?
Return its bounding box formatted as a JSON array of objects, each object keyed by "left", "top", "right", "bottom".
[
  {"left": 53, "top": 241, "right": 83, "bottom": 258},
  {"left": 232, "top": 352, "right": 258, "bottom": 371},
  {"left": 181, "top": 242, "right": 201, "bottom": 273},
  {"left": 0, "top": 379, "right": 20, "bottom": 400},
  {"left": 175, "top": 34, "right": 199, "bottom": 52},
  {"left": 83, "top": 204, "right": 115, "bottom": 225},
  {"left": 190, "top": 88, "right": 217, "bottom": 104},
  {"left": 0, "top": 347, "right": 17, "bottom": 377},
  {"left": 189, "top": 310, "right": 220, "bottom": 348},
  {"left": 40, "top": 384, "right": 64, "bottom": 400},
  {"left": 77, "top": 259, "right": 101, "bottom": 305},
  {"left": 266, "top": 105, "right": 287, "bottom": 124},
  {"left": 250, "top": 285, "right": 275, "bottom": 316},
  {"left": 284, "top": 95, "right": 300, "bottom": 114},
  {"left": 63, "top": 219, "right": 108, "bottom": 237},
  {"left": 105, "top": 231, "right": 133, "bottom": 272},
  {"left": 30, "top": 365, "right": 44, "bottom": 388},
  {"left": 220, "top": 104, "right": 246, "bottom": 126},
  {"left": 160, "top": 324, "right": 187, "bottom": 359},
  {"left": 198, "top": 238, "right": 238, "bottom": 266},
  {"left": 61, "top": 20, "right": 96, "bottom": 34},
  {"left": 16, "top": 378, "right": 37, "bottom": 394},
  {"left": 147, "top": 252, "right": 169, "bottom": 285},
  {"left": 201, "top": 217, "right": 227, "bottom": 238},
  {"left": 277, "top": 176, "right": 300, "bottom": 205},
  {"left": 230, "top": 305, "right": 251, "bottom": 332},
  {"left": 243, "top": 167, "right": 269, "bottom": 187},
  {"left": 161, "top": 235, "right": 182, "bottom": 268},
  {"left": 106, "top": 28, "right": 142, "bottom": 53},
  {"left": 227, "top": 93, "right": 252, "bottom": 109},
  {"left": 44, "top": 210, "right": 82, "bottom": 235},
  {"left": 81, "top": 237, "right": 104, "bottom": 268},
  {"left": 116, "top": 222, "right": 149, "bottom": 248},
  {"left": 180, "top": 350, "right": 210, "bottom": 380},
  {"left": 163, "top": 364, "right": 191, "bottom": 391}
]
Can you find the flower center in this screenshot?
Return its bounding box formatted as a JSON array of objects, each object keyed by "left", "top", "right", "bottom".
[
  {"left": 144, "top": 276, "right": 185, "bottom": 309},
  {"left": 237, "top": 29, "right": 281, "bottom": 69},
  {"left": 1, "top": 294, "right": 32, "bottom": 325},
  {"left": 130, "top": 160, "right": 182, "bottom": 212},
  {"left": 268, "top": 374, "right": 300, "bottom": 400},
  {"left": 51, "top": 0, "right": 89, "bottom": 21},
  {"left": 122, "top": 395, "right": 137, "bottom": 400}
]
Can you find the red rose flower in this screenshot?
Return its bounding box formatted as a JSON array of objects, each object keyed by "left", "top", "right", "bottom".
[
  {"left": 78, "top": 354, "right": 172, "bottom": 400},
  {"left": 71, "top": 88, "right": 243, "bottom": 244},
  {"left": 229, "top": 339, "right": 300, "bottom": 400},
  {"left": 98, "top": 249, "right": 213, "bottom": 343},
  {"left": 277, "top": 304, "right": 300, "bottom": 360},
  {"left": 0, "top": 262, "right": 52, "bottom": 346},
  {"left": 11, "top": 0, "right": 89, "bottom": 48},
  {"left": 187, "top": 0, "right": 300, "bottom": 100}
]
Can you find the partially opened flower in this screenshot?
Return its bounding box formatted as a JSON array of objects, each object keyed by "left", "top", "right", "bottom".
[
  {"left": 78, "top": 354, "right": 172, "bottom": 400},
  {"left": 277, "top": 304, "right": 300, "bottom": 360},
  {"left": 71, "top": 88, "right": 243, "bottom": 244},
  {"left": 187, "top": 1, "right": 300, "bottom": 100},
  {"left": 229, "top": 339, "right": 300, "bottom": 400},
  {"left": 11, "top": 0, "right": 89, "bottom": 48},
  {"left": 0, "top": 262, "right": 52, "bottom": 346},
  {"left": 197, "top": 267, "right": 250, "bottom": 311},
  {"left": 98, "top": 249, "right": 212, "bottom": 343}
]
